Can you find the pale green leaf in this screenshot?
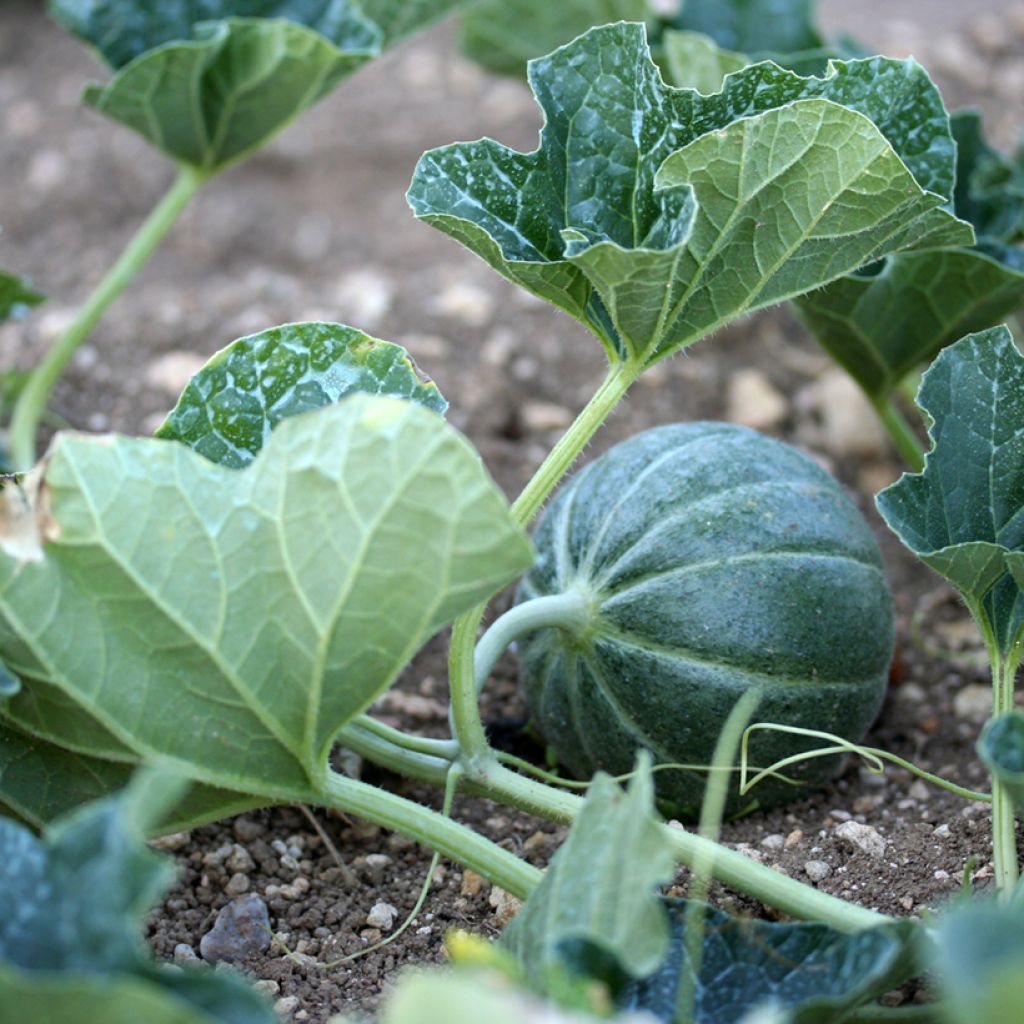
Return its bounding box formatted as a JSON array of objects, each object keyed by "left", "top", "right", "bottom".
[
  {"left": 459, "top": 0, "right": 650, "bottom": 77},
  {"left": 877, "top": 327, "right": 1024, "bottom": 653},
  {"left": 79, "top": 17, "right": 378, "bottom": 171},
  {"left": 658, "top": 30, "right": 746, "bottom": 94},
  {"left": 501, "top": 763, "right": 676, "bottom": 987},
  {"left": 0, "top": 270, "right": 43, "bottom": 324},
  {"left": 619, "top": 901, "right": 917, "bottom": 1024},
  {"left": 408, "top": 24, "right": 970, "bottom": 367},
  {"left": 155, "top": 322, "right": 447, "bottom": 468},
  {"left": 0, "top": 396, "right": 532, "bottom": 797}
]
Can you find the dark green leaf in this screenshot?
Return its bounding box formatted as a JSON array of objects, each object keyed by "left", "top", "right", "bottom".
[
  {"left": 409, "top": 24, "right": 970, "bottom": 367},
  {"left": 933, "top": 901, "right": 1024, "bottom": 1024},
  {"left": 794, "top": 248, "right": 1024, "bottom": 403},
  {"left": 459, "top": 0, "right": 649, "bottom": 77},
  {"left": 877, "top": 327, "right": 1024, "bottom": 653},
  {"left": 0, "top": 720, "right": 263, "bottom": 832},
  {"left": 79, "top": 16, "right": 378, "bottom": 171},
  {"left": 620, "top": 900, "right": 917, "bottom": 1024},
  {"left": 501, "top": 762, "right": 676, "bottom": 990},
  {"left": 49, "top": 0, "right": 380, "bottom": 69},
  {"left": 0, "top": 270, "right": 43, "bottom": 324},
  {"left": 979, "top": 713, "right": 1024, "bottom": 811},
  {"left": 156, "top": 322, "right": 446, "bottom": 468},
  {"left": 952, "top": 111, "right": 1024, "bottom": 245},
  {"left": 666, "top": 0, "right": 823, "bottom": 57},
  {"left": 0, "top": 397, "right": 532, "bottom": 798},
  {"left": 0, "top": 769, "right": 276, "bottom": 1023}
]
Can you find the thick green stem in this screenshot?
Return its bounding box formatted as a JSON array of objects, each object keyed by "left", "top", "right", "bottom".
[
  {"left": 8, "top": 164, "right": 209, "bottom": 469},
  {"left": 991, "top": 649, "right": 1021, "bottom": 894},
  {"left": 447, "top": 360, "right": 640, "bottom": 768},
  {"left": 319, "top": 769, "right": 541, "bottom": 899},
  {"left": 870, "top": 395, "right": 924, "bottom": 472}
]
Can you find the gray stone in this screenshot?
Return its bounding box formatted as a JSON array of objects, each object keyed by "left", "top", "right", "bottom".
[
  {"left": 804, "top": 860, "right": 832, "bottom": 882},
  {"left": 835, "top": 820, "right": 886, "bottom": 859},
  {"left": 365, "top": 901, "right": 399, "bottom": 932},
  {"left": 200, "top": 895, "right": 273, "bottom": 963},
  {"left": 173, "top": 943, "right": 199, "bottom": 964}
]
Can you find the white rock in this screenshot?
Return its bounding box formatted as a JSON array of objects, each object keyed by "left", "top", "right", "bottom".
[
  {"left": 835, "top": 820, "right": 886, "bottom": 859},
  {"left": 332, "top": 269, "right": 394, "bottom": 329},
  {"left": 365, "top": 901, "right": 399, "bottom": 932},
  {"left": 954, "top": 683, "right": 992, "bottom": 724},
  {"left": 814, "top": 370, "right": 890, "bottom": 459},
  {"left": 522, "top": 401, "right": 574, "bottom": 433},
  {"left": 804, "top": 860, "right": 831, "bottom": 882},
  {"left": 145, "top": 351, "right": 208, "bottom": 395},
  {"left": 760, "top": 833, "right": 786, "bottom": 851},
  {"left": 725, "top": 369, "right": 788, "bottom": 430},
  {"left": 430, "top": 281, "right": 494, "bottom": 327}
]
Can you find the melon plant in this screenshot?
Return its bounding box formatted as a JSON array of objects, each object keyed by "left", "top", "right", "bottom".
[{"left": 515, "top": 423, "right": 893, "bottom": 815}]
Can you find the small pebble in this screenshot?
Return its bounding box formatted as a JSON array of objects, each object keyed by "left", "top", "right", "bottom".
[
  {"left": 953, "top": 684, "right": 992, "bottom": 724},
  {"left": 804, "top": 861, "right": 832, "bottom": 882},
  {"left": 254, "top": 980, "right": 281, "bottom": 997},
  {"left": 835, "top": 821, "right": 886, "bottom": 859},
  {"left": 173, "top": 943, "right": 199, "bottom": 964},
  {"left": 488, "top": 886, "right": 523, "bottom": 926},
  {"left": 934, "top": 824, "right": 952, "bottom": 838},
  {"left": 275, "top": 995, "right": 301, "bottom": 1016},
  {"left": 233, "top": 818, "right": 265, "bottom": 842},
  {"left": 151, "top": 831, "right": 191, "bottom": 852},
  {"left": 366, "top": 901, "right": 399, "bottom": 932},
  {"left": 460, "top": 869, "right": 485, "bottom": 896},
  {"left": 522, "top": 401, "right": 574, "bottom": 433},
  {"left": 760, "top": 833, "right": 785, "bottom": 851},
  {"left": 199, "top": 895, "right": 273, "bottom": 963},
  {"left": 725, "top": 369, "right": 788, "bottom": 430},
  {"left": 908, "top": 781, "right": 930, "bottom": 802},
  {"left": 225, "top": 873, "right": 251, "bottom": 895},
  {"left": 227, "top": 844, "right": 256, "bottom": 873}
]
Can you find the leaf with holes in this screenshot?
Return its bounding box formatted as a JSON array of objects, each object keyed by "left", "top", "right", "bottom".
[
  {"left": 0, "top": 396, "right": 532, "bottom": 804},
  {"left": 409, "top": 23, "right": 971, "bottom": 368},
  {"left": 155, "top": 322, "right": 446, "bottom": 468}
]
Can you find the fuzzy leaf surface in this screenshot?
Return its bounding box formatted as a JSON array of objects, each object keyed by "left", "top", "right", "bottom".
[
  {"left": 0, "top": 769, "right": 275, "bottom": 1023},
  {"left": 877, "top": 327, "right": 1024, "bottom": 652},
  {"left": 459, "top": 0, "right": 649, "bottom": 77},
  {"left": 501, "top": 766, "right": 676, "bottom": 989},
  {"left": 409, "top": 23, "right": 970, "bottom": 366},
  {"left": 156, "top": 322, "right": 446, "bottom": 468},
  {"left": 0, "top": 271, "right": 43, "bottom": 324},
  {"left": 620, "top": 901, "right": 916, "bottom": 1024},
  {"left": 0, "top": 396, "right": 532, "bottom": 797}
]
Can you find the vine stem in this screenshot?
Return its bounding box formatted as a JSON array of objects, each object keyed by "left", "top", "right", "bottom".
[
  {"left": 990, "top": 643, "right": 1021, "bottom": 895},
  {"left": 446, "top": 360, "right": 640, "bottom": 769},
  {"left": 869, "top": 394, "right": 924, "bottom": 472},
  {"left": 8, "top": 163, "right": 209, "bottom": 469}
]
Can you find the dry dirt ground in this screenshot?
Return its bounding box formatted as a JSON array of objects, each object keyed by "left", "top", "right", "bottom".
[{"left": 2, "top": 1, "right": 1024, "bottom": 1020}]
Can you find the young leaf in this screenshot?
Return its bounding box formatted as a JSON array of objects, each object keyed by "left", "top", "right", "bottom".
[
  {"left": 500, "top": 762, "right": 676, "bottom": 991},
  {"left": 876, "top": 327, "right": 1024, "bottom": 654},
  {"left": 408, "top": 23, "right": 971, "bottom": 368},
  {"left": 0, "top": 720, "right": 263, "bottom": 832},
  {"left": 0, "top": 270, "right": 43, "bottom": 323},
  {"left": 979, "top": 712, "right": 1024, "bottom": 812},
  {"left": 619, "top": 900, "right": 917, "bottom": 1024},
  {"left": 155, "top": 322, "right": 447, "bottom": 468},
  {"left": 932, "top": 901, "right": 1024, "bottom": 1024},
  {"left": 659, "top": 31, "right": 747, "bottom": 94},
  {"left": 0, "top": 768, "right": 276, "bottom": 1023},
  {"left": 0, "top": 396, "right": 532, "bottom": 798},
  {"left": 459, "top": 0, "right": 650, "bottom": 77}
]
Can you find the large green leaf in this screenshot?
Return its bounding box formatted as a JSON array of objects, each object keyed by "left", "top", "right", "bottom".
[
  {"left": 876, "top": 327, "right": 1024, "bottom": 653},
  {"left": 155, "top": 322, "right": 447, "bottom": 468},
  {"left": 619, "top": 901, "right": 917, "bottom": 1024},
  {"left": 0, "top": 720, "right": 262, "bottom": 832},
  {"left": 933, "top": 902, "right": 1024, "bottom": 1024},
  {"left": 0, "top": 769, "right": 276, "bottom": 1023},
  {"left": 501, "top": 763, "right": 676, "bottom": 990},
  {"left": 459, "top": 0, "right": 650, "bottom": 77},
  {"left": 667, "top": 0, "right": 822, "bottom": 56},
  {"left": 408, "top": 23, "right": 971, "bottom": 367},
  {"left": 658, "top": 30, "right": 746, "bottom": 94},
  {"left": 0, "top": 271, "right": 43, "bottom": 324},
  {"left": 0, "top": 396, "right": 532, "bottom": 799}
]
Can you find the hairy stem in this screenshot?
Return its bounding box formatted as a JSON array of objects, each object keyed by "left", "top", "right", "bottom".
[
  {"left": 447, "top": 360, "right": 639, "bottom": 769},
  {"left": 8, "top": 164, "right": 209, "bottom": 469},
  {"left": 870, "top": 395, "right": 924, "bottom": 472}
]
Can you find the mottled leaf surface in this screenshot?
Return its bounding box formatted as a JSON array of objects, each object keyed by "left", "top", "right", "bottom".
[
  {"left": 79, "top": 16, "right": 377, "bottom": 170},
  {"left": 0, "top": 769, "right": 275, "bottom": 1023},
  {"left": 0, "top": 396, "right": 532, "bottom": 797},
  {"left": 459, "top": 0, "right": 649, "bottom": 77},
  {"left": 156, "top": 322, "right": 446, "bottom": 468},
  {"left": 933, "top": 902, "right": 1024, "bottom": 1024},
  {"left": 409, "top": 24, "right": 969, "bottom": 366},
  {"left": 0, "top": 720, "right": 261, "bottom": 832},
  {"left": 877, "top": 327, "right": 1024, "bottom": 652},
  {"left": 979, "top": 713, "right": 1024, "bottom": 812},
  {"left": 620, "top": 901, "right": 916, "bottom": 1024},
  {"left": 501, "top": 766, "right": 676, "bottom": 988},
  {"left": 0, "top": 271, "right": 43, "bottom": 324}
]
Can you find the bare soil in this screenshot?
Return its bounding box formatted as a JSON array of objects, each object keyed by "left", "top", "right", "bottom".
[{"left": 3, "top": 1, "right": 1024, "bottom": 1020}]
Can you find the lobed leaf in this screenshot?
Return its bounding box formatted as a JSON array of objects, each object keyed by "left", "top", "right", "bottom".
[
  {"left": 619, "top": 901, "right": 917, "bottom": 1024},
  {"left": 409, "top": 23, "right": 971, "bottom": 368},
  {"left": 155, "top": 322, "right": 447, "bottom": 468},
  {"left": 876, "top": 327, "right": 1024, "bottom": 653},
  {"left": 0, "top": 270, "right": 43, "bottom": 324},
  {"left": 501, "top": 762, "right": 676, "bottom": 991},
  {"left": 0, "top": 396, "right": 532, "bottom": 800},
  {"left": 0, "top": 769, "right": 275, "bottom": 1023}
]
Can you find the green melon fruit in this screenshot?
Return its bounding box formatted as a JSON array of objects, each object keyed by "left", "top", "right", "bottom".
[{"left": 516, "top": 422, "right": 893, "bottom": 816}]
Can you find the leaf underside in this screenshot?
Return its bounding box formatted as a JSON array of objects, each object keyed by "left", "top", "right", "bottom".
[
  {"left": 409, "top": 23, "right": 970, "bottom": 367},
  {"left": 155, "top": 321, "right": 447, "bottom": 468},
  {"left": 0, "top": 396, "right": 532, "bottom": 810},
  {"left": 876, "top": 327, "right": 1024, "bottom": 652}
]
